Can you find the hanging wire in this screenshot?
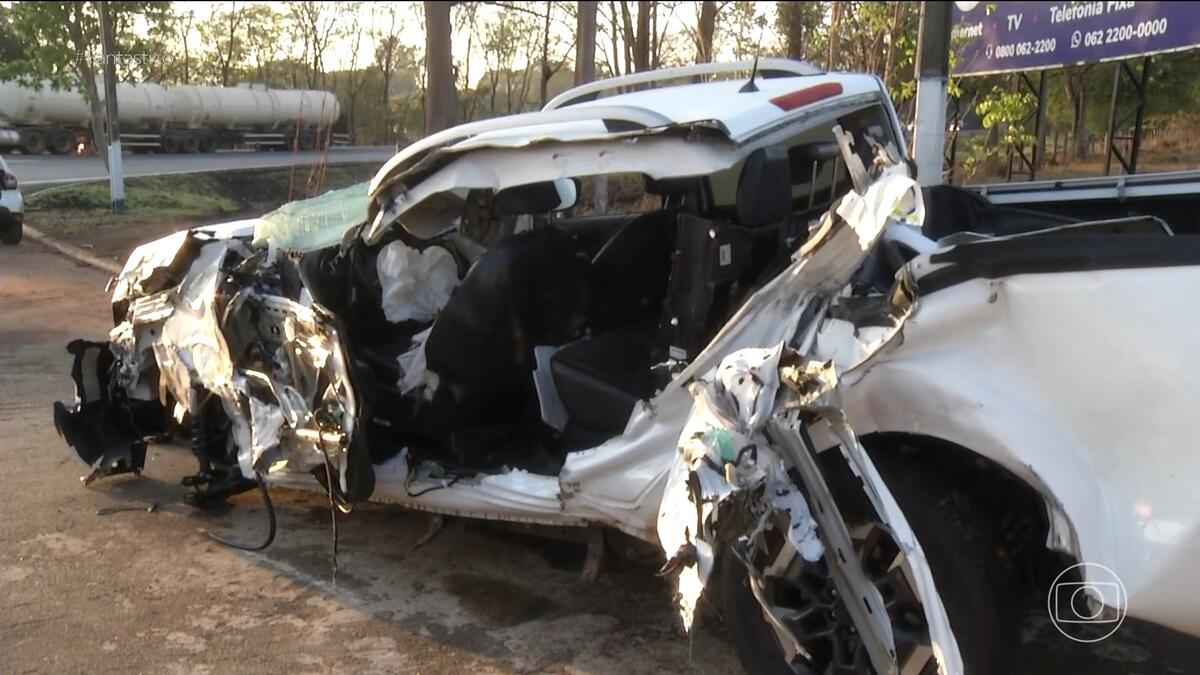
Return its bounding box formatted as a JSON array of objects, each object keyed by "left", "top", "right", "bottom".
[{"left": 206, "top": 470, "right": 277, "bottom": 551}]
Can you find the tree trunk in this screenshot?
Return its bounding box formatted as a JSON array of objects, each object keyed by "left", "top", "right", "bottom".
[
  {"left": 696, "top": 0, "right": 716, "bottom": 63},
  {"left": 539, "top": 3, "right": 552, "bottom": 106},
  {"left": 607, "top": 1, "right": 622, "bottom": 76},
  {"left": 222, "top": 1, "right": 238, "bottom": 87},
  {"left": 1074, "top": 83, "right": 1088, "bottom": 160},
  {"left": 882, "top": 2, "right": 904, "bottom": 90},
  {"left": 783, "top": 1, "right": 803, "bottom": 61},
  {"left": 576, "top": 1, "right": 597, "bottom": 84},
  {"left": 620, "top": 1, "right": 634, "bottom": 74},
  {"left": 634, "top": 1, "right": 650, "bottom": 72},
  {"left": 424, "top": 0, "right": 454, "bottom": 135},
  {"left": 827, "top": 1, "right": 843, "bottom": 71}
]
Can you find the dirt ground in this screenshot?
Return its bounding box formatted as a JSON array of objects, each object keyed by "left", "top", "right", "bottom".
[{"left": 2, "top": 240, "right": 1197, "bottom": 674}]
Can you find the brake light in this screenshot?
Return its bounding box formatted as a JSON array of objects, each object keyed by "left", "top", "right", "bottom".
[
  {"left": 769, "top": 83, "right": 844, "bottom": 111},
  {"left": 1, "top": 171, "right": 15, "bottom": 190}
]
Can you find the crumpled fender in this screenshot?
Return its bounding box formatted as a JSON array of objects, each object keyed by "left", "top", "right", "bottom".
[{"left": 654, "top": 168, "right": 964, "bottom": 674}]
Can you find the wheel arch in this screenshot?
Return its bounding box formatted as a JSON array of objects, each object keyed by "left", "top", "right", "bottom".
[{"left": 860, "top": 432, "right": 1081, "bottom": 597}]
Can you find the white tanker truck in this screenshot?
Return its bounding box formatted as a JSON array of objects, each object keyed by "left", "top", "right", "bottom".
[{"left": 0, "top": 80, "right": 344, "bottom": 155}]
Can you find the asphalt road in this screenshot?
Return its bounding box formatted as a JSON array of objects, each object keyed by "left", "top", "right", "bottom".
[
  {"left": 1, "top": 146, "right": 396, "bottom": 190},
  {"left": 1, "top": 240, "right": 1196, "bottom": 673}
]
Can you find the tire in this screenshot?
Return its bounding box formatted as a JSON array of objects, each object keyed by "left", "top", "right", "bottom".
[
  {"left": 198, "top": 134, "right": 217, "bottom": 153},
  {"left": 47, "top": 129, "right": 73, "bottom": 155},
  {"left": 1, "top": 221, "right": 22, "bottom": 245},
  {"left": 19, "top": 129, "right": 46, "bottom": 155},
  {"left": 296, "top": 130, "right": 315, "bottom": 151},
  {"left": 180, "top": 133, "right": 200, "bottom": 154},
  {"left": 720, "top": 454, "right": 1018, "bottom": 675},
  {"left": 159, "top": 134, "right": 181, "bottom": 154}
]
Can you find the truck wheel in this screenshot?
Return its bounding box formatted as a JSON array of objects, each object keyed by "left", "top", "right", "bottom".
[
  {"left": 180, "top": 133, "right": 200, "bottom": 154},
  {"left": 19, "top": 129, "right": 46, "bottom": 155},
  {"left": 47, "top": 129, "right": 73, "bottom": 155},
  {"left": 295, "top": 130, "right": 315, "bottom": 151},
  {"left": 159, "top": 135, "right": 181, "bottom": 154},
  {"left": 198, "top": 134, "right": 217, "bottom": 153},
  {"left": 1, "top": 221, "right": 22, "bottom": 245},
  {"left": 719, "top": 455, "right": 1019, "bottom": 675}
]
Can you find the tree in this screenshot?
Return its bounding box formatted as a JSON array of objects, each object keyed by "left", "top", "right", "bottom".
[
  {"left": 241, "top": 4, "right": 284, "bottom": 84},
  {"left": 1, "top": 2, "right": 170, "bottom": 166},
  {"left": 425, "top": 0, "right": 454, "bottom": 133},
  {"left": 174, "top": 9, "right": 195, "bottom": 83},
  {"left": 1063, "top": 65, "right": 1096, "bottom": 160},
  {"left": 216, "top": 1, "right": 243, "bottom": 86},
  {"left": 693, "top": 0, "right": 717, "bottom": 63},
  {"left": 288, "top": 1, "right": 342, "bottom": 89},
  {"left": 826, "top": 1, "right": 843, "bottom": 70},
  {"left": 576, "top": 0, "right": 598, "bottom": 84}
]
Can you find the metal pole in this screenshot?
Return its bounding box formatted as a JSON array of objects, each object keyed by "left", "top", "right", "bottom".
[
  {"left": 98, "top": 1, "right": 125, "bottom": 213},
  {"left": 912, "top": 1, "right": 952, "bottom": 186}
]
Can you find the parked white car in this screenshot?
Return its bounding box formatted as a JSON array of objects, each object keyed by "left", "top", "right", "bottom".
[
  {"left": 0, "top": 153, "right": 24, "bottom": 244},
  {"left": 55, "top": 60, "right": 1200, "bottom": 674}
]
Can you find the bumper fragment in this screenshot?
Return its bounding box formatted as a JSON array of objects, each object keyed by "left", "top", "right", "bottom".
[{"left": 53, "top": 339, "right": 162, "bottom": 483}]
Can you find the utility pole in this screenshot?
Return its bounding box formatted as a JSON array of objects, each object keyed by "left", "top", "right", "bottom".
[
  {"left": 98, "top": 1, "right": 126, "bottom": 212},
  {"left": 912, "top": 1, "right": 951, "bottom": 186}
]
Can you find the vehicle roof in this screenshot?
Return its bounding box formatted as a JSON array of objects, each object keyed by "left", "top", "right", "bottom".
[
  {"left": 368, "top": 60, "right": 885, "bottom": 199},
  {"left": 558, "top": 71, "right": 882, "bottom": 140}
]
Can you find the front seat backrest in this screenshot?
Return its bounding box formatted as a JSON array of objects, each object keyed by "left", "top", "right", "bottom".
[
  {"left": 424, "top": 228, "right": 590, "bottom": 423},
  {"left": 736, "top": 145, "right": 793, "bottom": 228}
]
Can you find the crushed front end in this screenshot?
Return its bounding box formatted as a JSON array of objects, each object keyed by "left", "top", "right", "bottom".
[{"left": 54, "top": 227, "right": 373, "bottom": 505}]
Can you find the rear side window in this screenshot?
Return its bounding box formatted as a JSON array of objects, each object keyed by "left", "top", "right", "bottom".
[{"left": 569, "top": 173, "right": 661, "bottom": 217}]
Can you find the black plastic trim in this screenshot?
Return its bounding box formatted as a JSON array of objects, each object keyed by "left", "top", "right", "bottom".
[{"left": 916, "top": 235, "right": 1200, "bottom": 295}]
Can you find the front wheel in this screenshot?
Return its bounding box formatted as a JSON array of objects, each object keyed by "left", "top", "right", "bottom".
[{"left": 720, "top": 457, "right": 1017, "bottom": 675}]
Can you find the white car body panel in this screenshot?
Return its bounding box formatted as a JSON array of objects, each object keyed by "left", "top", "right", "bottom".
[{"left": 842, "top": 267, "right": 1200, "bottom": 635}]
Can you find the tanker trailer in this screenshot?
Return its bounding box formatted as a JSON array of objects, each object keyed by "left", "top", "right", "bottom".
[
  {"left": 0, "top": 80, "right": 94, "bottom": 154},
  {"left": 0, "top": 79, "right": 343, "bottom": 155}
]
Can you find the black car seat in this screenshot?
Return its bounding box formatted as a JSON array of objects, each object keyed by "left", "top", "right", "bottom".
[
  {"left": 658, "top": 145, "right": 793, "bottom": 360},
  {"left": 585, "top": 177, "right": 701, "bottom": 334},
  {"left": 424, "top": 227, "right": 591, "bottom": 426},
  {"left": 548, "top": 154, "right": 792, "bottom": 440}
]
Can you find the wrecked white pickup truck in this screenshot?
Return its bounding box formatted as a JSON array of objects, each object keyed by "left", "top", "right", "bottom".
[{"left": 55, "top": 59, "right": 1200, "bottom": 674}]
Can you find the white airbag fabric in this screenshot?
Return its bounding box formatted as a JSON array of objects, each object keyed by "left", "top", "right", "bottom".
[{"left": 376, "top": 242, "right": 459, "bottom": 323}]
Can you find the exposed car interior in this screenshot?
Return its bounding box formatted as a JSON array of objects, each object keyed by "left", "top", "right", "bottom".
[{"left": 298, "top": 102, "right": 1082, "bottom": 479}]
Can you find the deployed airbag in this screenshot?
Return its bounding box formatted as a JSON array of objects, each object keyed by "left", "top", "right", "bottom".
[{"left": 376, "top": 241, "right": 459, "bottom": 324}]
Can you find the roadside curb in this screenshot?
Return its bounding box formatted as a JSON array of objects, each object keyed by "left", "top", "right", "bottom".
[{"left": 24, "top": 225, "right": 122, "bottom": 275}]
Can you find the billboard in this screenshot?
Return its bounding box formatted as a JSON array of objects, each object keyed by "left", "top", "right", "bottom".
[{"left": 951, "top": 1, "right": 1200, "bottom": 76}]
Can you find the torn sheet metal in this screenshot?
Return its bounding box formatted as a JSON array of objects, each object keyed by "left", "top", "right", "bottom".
[
  {"left": 655, "top": 164, "right": 962, "bottom": 673},
  {"left": 657, "top": 344, "right": 823, "bottom": 632},
  {"left": 777, "top": 356, "right": 963, "bottom": 675}
]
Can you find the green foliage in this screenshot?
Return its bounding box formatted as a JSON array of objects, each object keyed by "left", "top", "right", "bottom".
[
  {"left": 1, "top": 1, "right": 172, "bottom": 88},
  {"left": 975, "top": 85, "right": 1035, "bottom": 147}
]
